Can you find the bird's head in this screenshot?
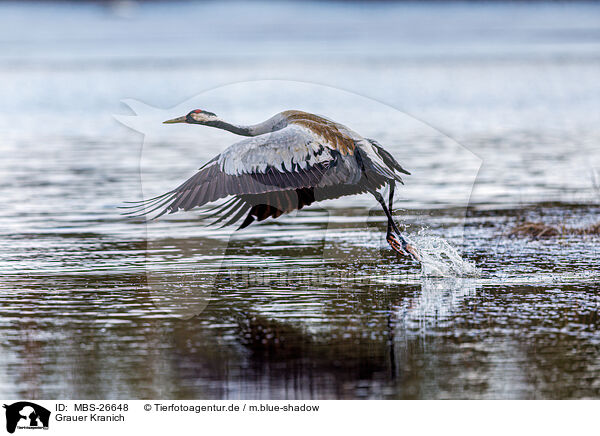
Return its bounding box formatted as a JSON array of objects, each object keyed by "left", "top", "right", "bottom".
[{"left": 163, "top": 109, "right": 218, "bottom": 125}]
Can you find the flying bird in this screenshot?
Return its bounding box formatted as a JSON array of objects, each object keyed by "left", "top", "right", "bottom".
[{"left": 124, "top": 109, "right": 419, "bottom": 261}]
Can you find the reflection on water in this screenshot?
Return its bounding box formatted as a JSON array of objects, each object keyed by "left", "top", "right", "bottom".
[
  {"left": 1, "top": 203, "right": 599, "bottom": 399},
  {"left": 0, "top": 1, "right": 599, "bottom": 399},
  {"left": 394, "top": 278, "right": 477, "bottom": 337}
]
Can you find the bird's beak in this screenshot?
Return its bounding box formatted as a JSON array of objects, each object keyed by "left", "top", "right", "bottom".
[{"left": 163, "top": 116, "right": 187, "bottom": 124}]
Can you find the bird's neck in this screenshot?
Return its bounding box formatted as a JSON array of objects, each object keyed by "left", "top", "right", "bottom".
[{"left": 206, "top": 114, "right": 286, "bottom": 137}]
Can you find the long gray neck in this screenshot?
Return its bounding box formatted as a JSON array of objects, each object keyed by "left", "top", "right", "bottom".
[{"left": 205, "top": 114, "right": 287, "bottom": 137}]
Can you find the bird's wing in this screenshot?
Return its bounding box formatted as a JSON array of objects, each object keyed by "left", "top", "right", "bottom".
[
  {"left": 284, "top": 110, "right": 409, "bottom": 183},
  {"left": 122, "top": 124, "right": 362, "bottom": 218}
]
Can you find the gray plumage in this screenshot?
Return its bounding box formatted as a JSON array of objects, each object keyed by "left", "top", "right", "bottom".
[{"left": 123, "top": 109, "right": 410, "bottom": 231}]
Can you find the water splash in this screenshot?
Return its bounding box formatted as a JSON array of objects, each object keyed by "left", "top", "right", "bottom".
[{"left": 411, "top": 235, "right": 480, "bottom": 278}]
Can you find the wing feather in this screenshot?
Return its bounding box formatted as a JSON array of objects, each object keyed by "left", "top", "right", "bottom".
[{"left": 125, "top": 125, "right": 362, "bottom": 219}]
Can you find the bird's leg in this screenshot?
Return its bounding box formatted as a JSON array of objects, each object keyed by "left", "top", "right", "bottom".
[
  {"left": 371, "top": 189, "right": 420, "bottom": 262},
  {"left": 388, "top": 181, "right": 400, "bottom": 232}
]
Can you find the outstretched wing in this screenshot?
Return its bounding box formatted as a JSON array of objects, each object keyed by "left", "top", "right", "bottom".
[{"left": 122, "top": 124, "right": 363, "bottom": 219}]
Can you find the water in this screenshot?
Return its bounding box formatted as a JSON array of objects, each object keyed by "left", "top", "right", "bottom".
[
  {"left": 1, "top": 1, "right": 599, "bottom": 399},
  {"left": 413, "top": 236, "right": 481, "bottom": 278}
]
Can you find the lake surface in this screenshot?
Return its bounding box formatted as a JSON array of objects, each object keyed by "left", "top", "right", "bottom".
[{"left": 0, "top": 1, "right": 599, "bottom": 399}]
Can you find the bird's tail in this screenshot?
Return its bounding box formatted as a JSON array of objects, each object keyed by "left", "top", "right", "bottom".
[{"left": 365, "top": 138, "right": 410, "bottom": 183}]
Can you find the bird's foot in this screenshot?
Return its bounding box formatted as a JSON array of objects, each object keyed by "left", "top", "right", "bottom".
[{"left": 387, "top": 232, "right": 421, "bottom": 263}]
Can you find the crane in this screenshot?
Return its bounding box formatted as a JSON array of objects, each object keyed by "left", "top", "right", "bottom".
[{"left": 124, "top": 109, "right": 420, "bottom": 261}]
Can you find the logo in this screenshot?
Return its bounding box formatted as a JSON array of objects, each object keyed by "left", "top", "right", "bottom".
[{"left": 3, "top": 402, "right": 50, "bottom": 434}]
